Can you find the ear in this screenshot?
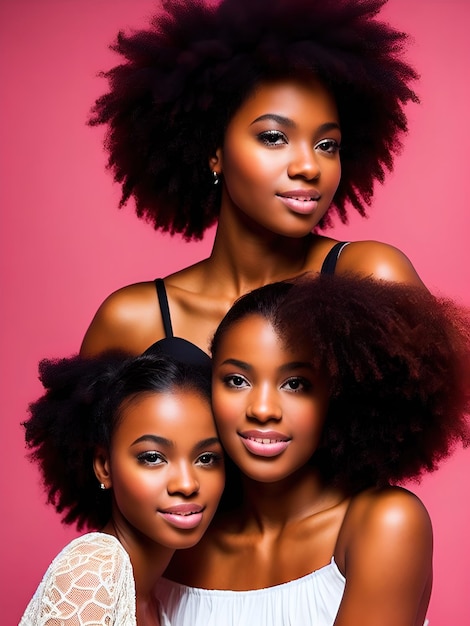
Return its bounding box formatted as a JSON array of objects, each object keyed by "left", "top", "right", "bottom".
[
  {"left": 209, "top": 148, "right": 223, "bottom": 175},
  {"left": 93, "top": 447, "right": 112, "bottom": 490}
]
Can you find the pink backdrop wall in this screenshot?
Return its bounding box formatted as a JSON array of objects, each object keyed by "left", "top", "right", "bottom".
[{"left": 1, "top": 1, "right": 468, "bottom": 623}]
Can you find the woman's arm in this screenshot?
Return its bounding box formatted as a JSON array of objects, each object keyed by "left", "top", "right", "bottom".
[{"left": 334, "top": 487, "right": 432, "bottom": 626}]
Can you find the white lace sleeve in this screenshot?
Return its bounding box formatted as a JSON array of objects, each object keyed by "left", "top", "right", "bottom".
[{"left": 19, "top": 532, "right": 136, "bottom": 626}]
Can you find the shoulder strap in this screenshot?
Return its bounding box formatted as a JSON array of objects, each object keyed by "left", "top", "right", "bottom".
[
  {"left": 320, "top": 241, "right": 350, "bottom": 275},
  {"left": 155, "top": 279, "right": 173, "bottom": 338}
]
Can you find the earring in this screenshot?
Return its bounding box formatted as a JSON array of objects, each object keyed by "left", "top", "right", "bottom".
[
  {"left": 212, "top": 171, "right": 219, "bottom": 186},
  {"left": 100, "top": 483, "right": 106, "bottom": 490}
]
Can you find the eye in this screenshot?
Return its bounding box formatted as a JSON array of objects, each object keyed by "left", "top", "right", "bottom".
[
  {"left": 196, "top": 452, "right": 224, "bottom": 467},
  {"left": 136, "top": 451, "right": 166, "bottom": 466},
  {"left": 223, "top": 374, "right": 250, "bottom": 389},
  {"left": 257, "top": 130, "right": 288, "bottom": 146},
  {"left": 315, "top": 139, "right": 340, "bottom": 155},
  {"left": 280, "top": 377, "right": 312, "bottom": 393}
]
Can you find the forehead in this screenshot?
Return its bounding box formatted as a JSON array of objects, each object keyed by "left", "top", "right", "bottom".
[
  {"left": 113, "top": 390, "right": 216, "bottom": 443},
  {"left": 229, "top": 76, "right": 339, "bottom": 127},
  {"left": 214, "top": 315, "right": 312, "bottom": 365}
]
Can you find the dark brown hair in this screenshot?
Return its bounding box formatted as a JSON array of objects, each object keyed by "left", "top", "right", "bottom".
[
  {"left": 89, "top": 0, "right": 418, "bottom": 239},
  {"left": 212, "top": 275, "right": 470, "bottom": 493}
]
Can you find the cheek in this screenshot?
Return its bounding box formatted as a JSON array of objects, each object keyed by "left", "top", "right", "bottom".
[
  {"left": 329, "top": 159, "right": 341, "bottom": 189},
  {"left": 286, "top": 393, "right": 327, "bottom": 429},
  {"left": 112, "top": 463, "right": 165, "bottom": 505},
  {"left": 295, "top": 403, "right": 327, "bottom": 446},
  {"left": 223, "top": 143, "right": 275, "bottom": 194},
  {"left": 212, "top": 404, "right": 240, "bottom": 457},
  {"left": 200, "top": 469, "right": 225, "bottom": 503},
  {"left": 212, "top": 390, "right": 240, "bottom": 427}
]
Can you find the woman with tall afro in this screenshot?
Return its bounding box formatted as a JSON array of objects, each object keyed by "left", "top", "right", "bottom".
[{"left": 81, "top": 0, "right": 426, "bottom": 359}]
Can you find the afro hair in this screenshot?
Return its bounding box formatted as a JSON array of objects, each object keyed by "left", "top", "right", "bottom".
[
  {"left": 211, "top": 275, "right": 470, "bottom": 497},
  {"left": 89, "top": 0, "right": 419, "bottom": 239},
  {"left": 23, "top": 351, "right": 212, "bottom": 530}
]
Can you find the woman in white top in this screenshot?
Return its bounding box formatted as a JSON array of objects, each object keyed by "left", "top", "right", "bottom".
[
  {"left": 20, "top": 350, "right": 225, "bottom": 626},
  {"left": 159, "top": 274, "right": 470, "bottom": 625}
]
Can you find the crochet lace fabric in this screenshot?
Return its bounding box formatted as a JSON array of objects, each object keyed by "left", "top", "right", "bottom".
[{"left": 19, "top": 532, "right": 136, "bottom": 625}]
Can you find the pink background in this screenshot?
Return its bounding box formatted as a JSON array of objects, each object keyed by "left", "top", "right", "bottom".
[{"left": 1, "top": 1, "right": 469, "bottom": 623}]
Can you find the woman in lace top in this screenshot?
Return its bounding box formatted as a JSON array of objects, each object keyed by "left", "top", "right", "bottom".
[
  {"left": 159, "top": 274, "right": 470, "bottom": 625},
  {"left": 20, "top": 351, "right": 225, "bottom": 625}
]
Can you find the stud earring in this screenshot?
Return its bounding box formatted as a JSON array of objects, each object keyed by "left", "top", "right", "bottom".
[
  {"left": 212, "top": 171, "right": 219, "bottom": 186},
  {"left": 100, "top": 483, "right": 106, "bottom": 490}
]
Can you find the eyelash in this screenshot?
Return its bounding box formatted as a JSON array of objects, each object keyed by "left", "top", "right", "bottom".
[
  {"left": 257, "top": 130, "right": 287, "bottom": 146},
  {"left": 137, "top": 451, "right": 165, "bottom": 466},
  {"left": 280, "top": 377, "right": 312, "bottom": 393},
  {"left": 136, "top": 451, "right": 223, "bottom": 467},
  {"left": 196, "top": 452, "right": 224, "bottom": 467},
  {"left": 256, "top": 131, "right": 340, "bottom": 155},
  {"left": 316, "top": 139, "right": 340, "bottom": 155},
  {"left": 223, "top": 374, "right": 249, "bottom": 389},
  {"left": 223, "top": 374, "right": 312, "bottom": 393}
]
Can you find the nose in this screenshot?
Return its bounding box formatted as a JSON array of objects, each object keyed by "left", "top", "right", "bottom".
[
  {"left": 167, "top": 462, "right": 200, "bottom": 497},
  {"left": 246, "top": 384, "right": 282, "bottom": 423},
  {"left": 287, "top": 142, "right": 320, "bottom": 180}
]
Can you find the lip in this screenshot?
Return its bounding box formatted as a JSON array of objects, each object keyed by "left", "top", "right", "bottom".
[
  {"left": 239, "top": 430, "right": 291, "bottom": 458},
  {"left": 158, "top": 503, "right": 205, "bottom": 530},
  {"left": 276, "top": 189, "right": 321, "bottom": 216}
]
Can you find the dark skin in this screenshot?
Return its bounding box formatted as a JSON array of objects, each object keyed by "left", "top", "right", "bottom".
[
  {"left": 93, "top": 391, "right": 225, "bottom": 625},
  {"left": 80, "top": 77, "right": 424, "bottom": 358},
  {"left": 166, "top": 484, "right": 432, "bottom": 626},
  {"left": 165, "top": 315, "right": 432, "bottom": 626}
]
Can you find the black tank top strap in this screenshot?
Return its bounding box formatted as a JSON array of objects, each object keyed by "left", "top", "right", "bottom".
[
  {"left": 320, "top": 241, "right": 350, "bottom": 275},
  {"left": 149, "top": 279, "right": 211, "bottom": 369},
  {"left": 154, "top": 278, "right": 173, "bottom": 338}
]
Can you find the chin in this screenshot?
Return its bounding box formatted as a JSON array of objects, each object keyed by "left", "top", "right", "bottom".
[{"left": 164, "top": 534, "right": 205, "bottom": 550}]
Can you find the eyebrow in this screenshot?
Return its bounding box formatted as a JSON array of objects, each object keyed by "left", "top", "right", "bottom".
[
  {"left": 251, "top": 114, "right": 296, "bottom": 128},
  {"left": 250, "top": 114, "right": 340, "bottom": 135},
  {"left": 220, "top": 358, "right": 252, "bottom": 371},
  {"left": 131, "top": 434, "right": 172, "bottom": 447},
  {"left": 194, "top": 437, "right": 222, "bottom": 452},
  {"left": 219, "top": 358, "right": 314, "bottom": 373},
  {"left": 279, "top": 361, "right": 315, "bottom": 373},
  {"left": 130, "top": 434, "right": 221, "bottom": 451}
]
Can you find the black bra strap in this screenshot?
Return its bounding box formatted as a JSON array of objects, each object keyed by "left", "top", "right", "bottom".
[
  {"left": 320, "top": 242, "right": 350, "bottom": 275},
  {"left": 155, "top": 278, "right": 173, "bottom": 338}
]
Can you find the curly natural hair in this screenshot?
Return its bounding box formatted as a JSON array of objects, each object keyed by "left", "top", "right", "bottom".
[
  {"left": 211, "top": 276, "right": 470, "bottom": 495},
  {"left": 23, "top": 352, "right": 212, "bottom": 531},
  {"left": 89, "top": 0, "right": 418, "bottom": 239}
]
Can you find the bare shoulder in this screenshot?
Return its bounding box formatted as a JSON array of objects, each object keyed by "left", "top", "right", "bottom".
[
  {"left": 80, "top": 281, "right": 162, "bottom": 356},
  {"left": 337, "top": 240, "right": 425, "bottom": 286},
  {"left": 341, "top": 486, "right": 432, "bottom": 546},
  {"left": 333, "top": 487, "right": 432, "bottom": 626}
]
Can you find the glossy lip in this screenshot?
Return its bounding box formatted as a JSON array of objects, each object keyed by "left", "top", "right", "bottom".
[
  {"left": 158, "top": 503, "right": 205, "bottom": 530},
  {"left": 239, "top": 429, "right": 291, "bottom": 458},
  {"left": 276, "top": 189, "right": 322, "bottom": 216}
]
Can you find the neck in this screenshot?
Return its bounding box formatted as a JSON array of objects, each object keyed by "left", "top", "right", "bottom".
[
  {"left": 238, "top": 467, "right": 344, "bottom": 534},
  {"left": 135, "top": 593, "right": 162, "bottom": 626},
  {"left": 207, "top": 205, "right": 315, "bottom": 298},
  {"left": 101, "top": 520, "right": 173, "bottom": 600}
]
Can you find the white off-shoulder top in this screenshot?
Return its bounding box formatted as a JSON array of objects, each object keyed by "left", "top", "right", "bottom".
[
  {"left": 156, "top": 557, "right": 430, "bottom": 626},
  {"left": 156, "top": 558, "right": 346, "bottom": 626}
]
